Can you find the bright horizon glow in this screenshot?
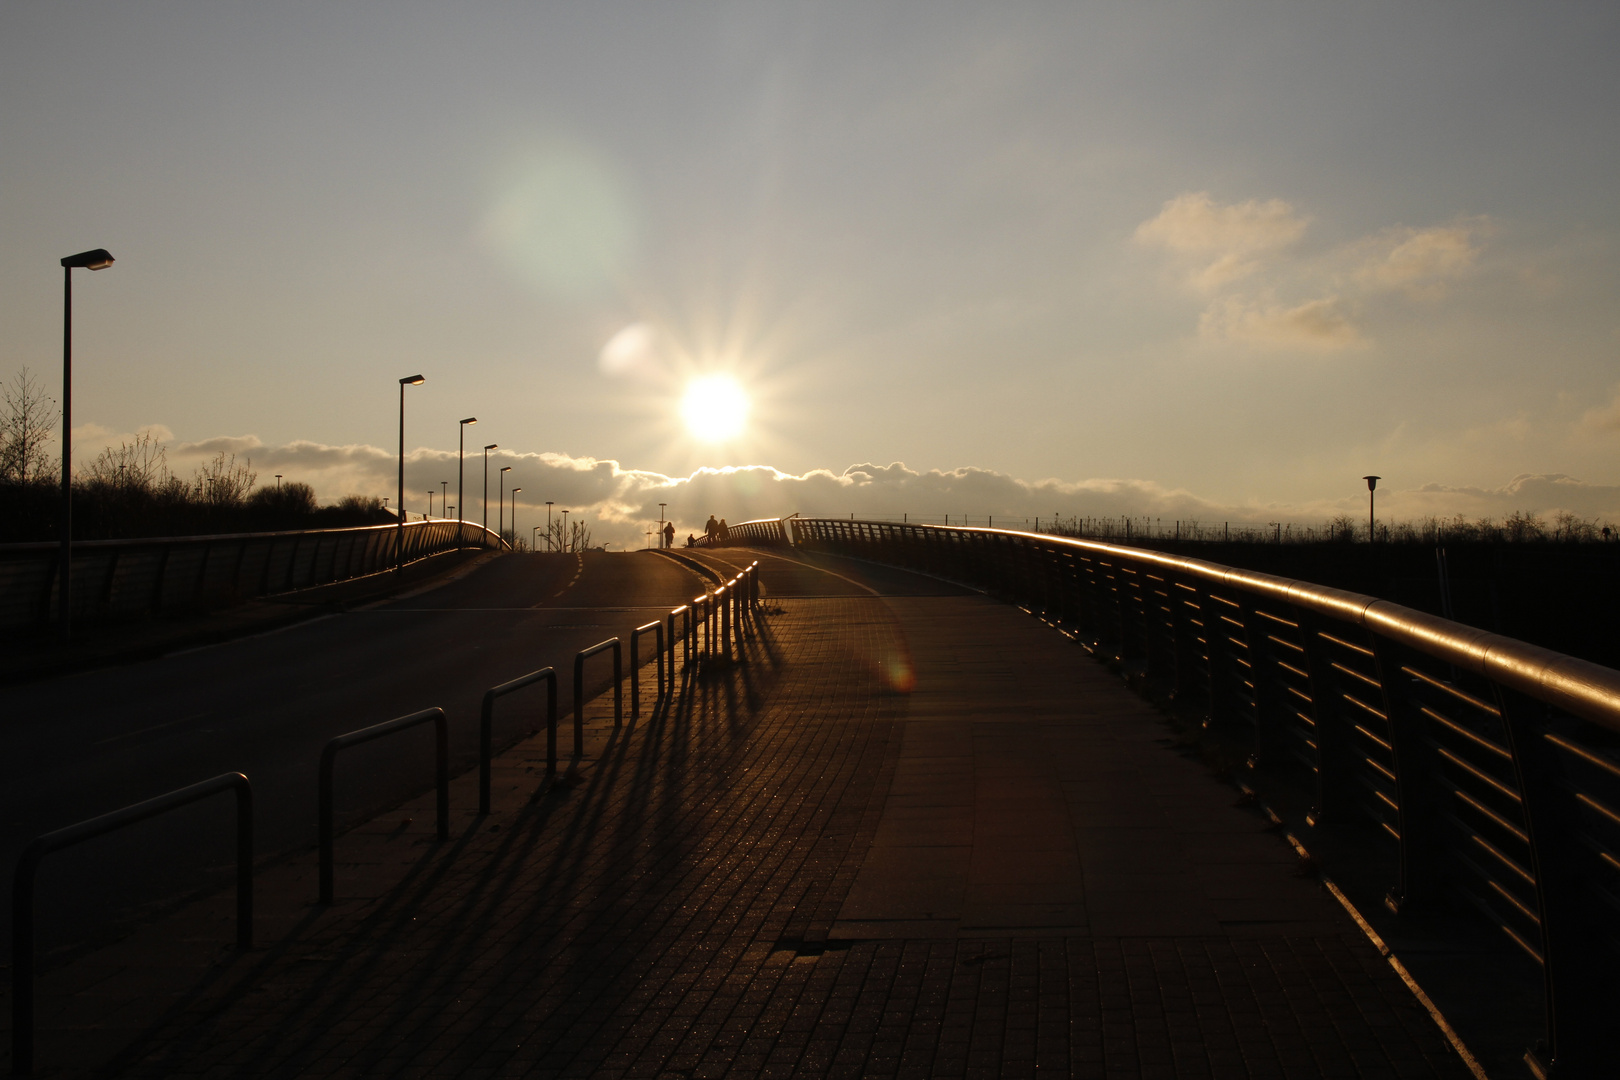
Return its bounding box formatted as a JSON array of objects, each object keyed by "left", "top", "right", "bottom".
[{"left": 680, "top": 375, "right": 749, "bottom": 443}]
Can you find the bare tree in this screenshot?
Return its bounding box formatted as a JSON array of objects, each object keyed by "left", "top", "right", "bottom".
[
  {"left": 0, "top": 367, "right": 57, "bottom": 486},
  {"left": 85, "top": 430, "right": 172, "bottom": 492},
  {"left": 194, "top": 451, "right": 257, "bottom": 505}
]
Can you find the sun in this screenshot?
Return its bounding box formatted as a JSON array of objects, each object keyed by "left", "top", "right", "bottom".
[{"left": 680, "top": 375, "right": 749, "bottom": 441}]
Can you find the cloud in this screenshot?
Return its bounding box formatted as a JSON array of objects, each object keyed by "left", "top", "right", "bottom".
[
  {"left": 1134, "top": 192, "right": 1308, "bottom": 290},
  {"left": 1576, "top": 388, "right": 1620, "bottom": 437},
  {"left": 1351, "top": 222, "right": 1482, "bottom": 299},
  {"left": 1136, "top": 195, "right": 1492, "bottom": 353},
  {"left": 75, "top": 429, "right": 1620, "bottom": 544},
  {"left": 1197, "top": 294, "right": 1363, "bottom": 350},
  {"left": 1392, "top": 474, "right": 1620, "bottom": 522}
]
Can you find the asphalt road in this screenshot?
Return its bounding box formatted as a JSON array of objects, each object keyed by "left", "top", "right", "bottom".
[{"left": 0, "top": 549, "right": 714, "bottom": 966}]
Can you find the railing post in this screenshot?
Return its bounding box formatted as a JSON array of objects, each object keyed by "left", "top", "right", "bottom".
[
  {"left": 11, "top": 773, "right": 254, "bottom": 1076},
  {"left": 631, "top": 621, "right": 664, "bottom": 719},
  {"left": 480, "top": 668, "right": 559, "bottom": 814},
  {"left": 1495, "top": 685, "right": 1611, "bottom": 1077},
  {"left": 319, "top": 709, "right": 449, "bottom": 905},
  {"left": 1370, "top": 636, "right": 1446, "bottom": 914}
]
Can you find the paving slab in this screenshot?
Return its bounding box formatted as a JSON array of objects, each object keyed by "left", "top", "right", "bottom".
[{"left": 0, "top": 554, "right": 1476, "bottom": 1078}]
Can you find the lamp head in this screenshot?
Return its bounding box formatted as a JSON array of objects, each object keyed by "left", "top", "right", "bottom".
[
  {"left": 484, "top": 443, "right": 498, "bottom": 451},
  {"left": 500, "top": 466, "right": 512, "bottom": 474},
  {"left": 61, "top": 249, "right": 114, "bottom": 270},
  {"left": 512, "top": 488, "right": 522, "bottom": 495},
  {"left": 400, "top": 374, "right": 425, "bottom": 386},
  {"left": 1363, "top": 475, "right": 1381, "bottom": 492},
  {"left": 461, "top": 417, "right": 477, "bottom": 425}
]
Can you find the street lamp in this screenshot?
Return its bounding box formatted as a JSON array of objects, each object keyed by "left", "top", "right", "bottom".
[
  {"left": 397, "top": 374, "right": 425, "bottom": 572},
  {"left": 561, "top": 509, "right": 570, "bottom": 553},
  {"left": 275, "top": 474, "right": 283, "bottom": 488},
  {"left": 533, "top": 525, "right": 542, "bottom": 551},
  {"left": 427, "top": 490, "right": 434, "bottom": 518},
  {"left": 498, "top": 466, "right": 512, "bottom": 545},
  {"left": 545, "top": 501, "right": 554, "bottom": 551},
  {"left": 659, "top": 502, "right": 668, "bottom": 550},
  {"left": 480, "top": 441, "right": 497, "bottom": 536},
  {"left": 440, "top": 480, "right": 448, "bottom": 521},
  {"left": 457, "top": 417, "right": 477, "bottom": 547},
  {"left": 57, "top": 247, "right": 115, "bottom": 639},
  {"left": 1363, "top": 476, "right": 1381, "bottom": 542},
  {"left": 510, "top": 489, "right": 521, "bottom": 550}
]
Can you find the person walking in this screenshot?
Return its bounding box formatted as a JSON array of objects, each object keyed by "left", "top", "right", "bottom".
[
  {"left": 663, "top": 520, "right": 675, "bottom": 549},
  {"left": 718, "top": 518, "right": 730, "bottom": 542},
  {"left": 705, "top": 514, "right": 719, "bottom": 542}
]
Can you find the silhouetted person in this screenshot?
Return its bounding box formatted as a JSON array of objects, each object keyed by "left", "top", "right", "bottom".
[
  {"left": 686, "top": 533, "right": 696, "bottom": 548},
  {"left": 719, "top": 518, "right": 730, "bottom": 542},
  {"left": 705, "top": 515, "right": 718, "bottom": 542},
  {"left": 663, "top": 521, "right": 675, "bottom": 549}
]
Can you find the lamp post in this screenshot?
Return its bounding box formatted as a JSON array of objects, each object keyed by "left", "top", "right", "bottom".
[
  {"left": 427, "top": 490, "right": 434, "bottom": 518},
  {"left": 1363, "top": 476, "right": 1381, "bottom": 542},
  {"left": 659, "top": 502, "right": 667, "bottom": 549},
  {"left": 397, "top": 374, "right": 425, "bottom": 572},
  {"left": 57, "top": 247, "right": 115, "bottom": 639},
  {"left": 481, "top": 443, "right": 498, "bottom": 536},
  {"left": 561, "top": 510, "right": 570, "bottom": 553},
  {"left": 457, "top": 417, "right": 477, "bottom": 548},
  {"left": 498, "top": 466, "right": 512, "bottom": 546},
  {"left": 545, "top": 501, "right": 554, "bottom": 551},
  {"left": 533, "top": 525, "right": 542, "bottom": 551},
  {"left": 510, "top": 489, "right": 521, "bottom": 550},
  {"left": 440, "top": 481, "right": 448, "bottom": 522},
  {"left": 275, "top": 474, "right": 283, "bottom": 488}
]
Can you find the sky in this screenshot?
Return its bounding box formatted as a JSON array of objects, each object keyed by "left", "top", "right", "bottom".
[{"left": 3, "top": 3, "right": 1619, "bottom": 546}]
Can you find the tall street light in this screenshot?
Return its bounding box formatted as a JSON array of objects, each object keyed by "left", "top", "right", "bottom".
[
  {"left": 481, "top": 441, "right": 497, "bottom": 536},
  {"left": 440, "top": 481, "right": 448, "bottom": 521},
  {"left": 397, "top": 374, "right": 425, "bottom": 572},
  {"left": 510, "top": 489, "right": 521, "bottom": 550},
  {"left": 58, "top": 248, "right": 115, "bottom": 639},
  {"left": 1363, "top": 475, "right": 1381, "bottom": 542},
  {"left": 561, "top": 509, "right": 570, "bottom": 553},
  {"left": 498, "top": 466, "right": 512, "bottom": 546},
  {"left": 546, "top": 501, "right": 554, "bottom": 551},
  {"left": 457, "top": 417, "right": 477, "bottom": 547}
]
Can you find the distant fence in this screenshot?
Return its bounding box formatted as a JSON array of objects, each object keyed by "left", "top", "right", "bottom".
[
  {"left": 721, "top": 516, "right": 1619, "bottom": 1074},
  {"left": 0, "top": 519, "right": 500, "bottom": 632}
]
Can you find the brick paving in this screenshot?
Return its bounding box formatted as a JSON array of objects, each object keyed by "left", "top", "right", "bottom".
[{"left": 5, "top": 552, "right": 1475, "bottom": 1078}]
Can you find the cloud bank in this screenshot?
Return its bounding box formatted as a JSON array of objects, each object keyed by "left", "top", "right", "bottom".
[{"left": 75, "top": 428, "right": 1620, "bottom": 547}]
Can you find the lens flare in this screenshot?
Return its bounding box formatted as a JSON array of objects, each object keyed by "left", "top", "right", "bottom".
[{"left": 680, "top": 375, "right": 749, "bottom": 442}]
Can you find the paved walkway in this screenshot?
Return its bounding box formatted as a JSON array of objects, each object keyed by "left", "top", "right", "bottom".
[{"left": 4, "top": 551, "right": 1473, "bottom": 1078}]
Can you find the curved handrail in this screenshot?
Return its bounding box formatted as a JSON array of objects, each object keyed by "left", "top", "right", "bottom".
[{"left": 774, "top": 516, "right": 1620, "bottom": 1073}]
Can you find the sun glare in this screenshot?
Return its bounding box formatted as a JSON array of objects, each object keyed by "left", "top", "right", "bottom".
[{"left": 680, "top": 375, "right": 749, "bottom": 441}]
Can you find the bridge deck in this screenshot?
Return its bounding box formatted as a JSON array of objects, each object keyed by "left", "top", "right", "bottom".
[{"left": 13, "top": 550, "right": 1473, "bottom": 1078}]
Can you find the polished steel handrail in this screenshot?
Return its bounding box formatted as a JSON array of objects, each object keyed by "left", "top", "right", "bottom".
[{"left": 733, "top": 516, "right": 1617, "bottom": 1075}]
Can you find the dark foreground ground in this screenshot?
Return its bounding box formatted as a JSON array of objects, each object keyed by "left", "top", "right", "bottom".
[{"left": 0, "top": 547, "right": 1498, "bottom": 1078}]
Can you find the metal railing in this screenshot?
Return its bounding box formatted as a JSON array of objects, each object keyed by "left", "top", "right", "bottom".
[
  {"left": 630, "top": 622, "right": 665, "bottom": 719},
  {"left": 319, "top": 708, "right": 450, "bottom": 904},
  {"left": 765, "top": 516, "right": 1619, "bottom": 1075},
  {"left": 11, "top": 772, "right": 254, "bottom": 1076},
  {"left": 480, "top": 669, "right": 559, "bottom": 814},
  {"left": 574, "top": 638, "right": 624, "bottom": 736},
  {"left": 9, "top": 553, "right": 764, "bottom": 1073},
  {"left": 0, "top": 519, "right": 503, "bottom": 632}
]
